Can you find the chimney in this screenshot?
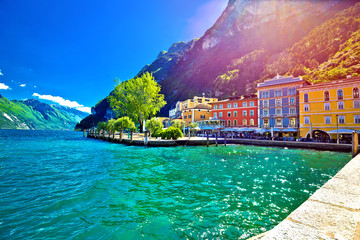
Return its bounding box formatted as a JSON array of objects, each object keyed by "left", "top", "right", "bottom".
[{"left": 347, "top": 75, "right": 352, "bottom": 79}]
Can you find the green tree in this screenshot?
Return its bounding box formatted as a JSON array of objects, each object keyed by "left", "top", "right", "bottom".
[
  {"left": 97, "top": 121, "right": 107, "bottom": 137},
  {"left": 189, "top": 122, "right": 199, "bottom": 136},
  {"left": 146, "top": 117, "right": 164, "bottom": 137},
  {"left": 114, "top": 116, "right": 136, "bottom": 141},
  {"left": 171, "top": 119, "right": 186, "bottom": 130},
  {"left": 107, "top": 119, "right": 116, "bottom": 139},
  {"left": 161, "top": 126, "right": 183, "bottom": 140},
  {"left": 110, "top": 72, "right": 166, "bottom": 132}
]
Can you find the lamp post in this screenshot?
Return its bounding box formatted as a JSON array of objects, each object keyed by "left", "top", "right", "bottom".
[{"left": 336, "top": 114, "right": 339, "bottom": 144}]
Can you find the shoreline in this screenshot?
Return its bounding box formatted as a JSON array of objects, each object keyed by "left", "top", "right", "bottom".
[{"left": 87, "top": 133, "right": 352, "bottom": 152}]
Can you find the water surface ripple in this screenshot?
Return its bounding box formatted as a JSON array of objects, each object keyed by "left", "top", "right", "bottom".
[{"left": 0, "top": 130, "right": 350, "bottom": 239}]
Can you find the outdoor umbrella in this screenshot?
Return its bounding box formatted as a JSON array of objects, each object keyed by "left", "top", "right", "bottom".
[
  {"left": 327, "top": 129, "right": 360, "bottom": 134},
  {"left": 282, "top": 128, "right": 298, "bottom": 132}
]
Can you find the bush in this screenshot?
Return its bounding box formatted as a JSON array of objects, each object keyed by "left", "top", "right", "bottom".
[{"left": 161, "top": 126, "right": 183, "bottom": 140}]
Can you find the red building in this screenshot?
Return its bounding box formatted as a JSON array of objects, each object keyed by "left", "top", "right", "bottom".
[{"left": 209, "top": 95, "right": 258, "bottom": 127}]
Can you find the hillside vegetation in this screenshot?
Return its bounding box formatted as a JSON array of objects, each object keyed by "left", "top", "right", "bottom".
[{"left": 0, "top": 96, "right": 88, "bottom": 130}]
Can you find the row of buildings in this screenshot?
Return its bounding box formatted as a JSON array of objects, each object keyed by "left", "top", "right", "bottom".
[{"left": 169, "top": 75, "right": 360, "bottom": 141}]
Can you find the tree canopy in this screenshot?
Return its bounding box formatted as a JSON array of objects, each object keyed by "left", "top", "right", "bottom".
[{"left": 110, "top": 72, "right": 166, "bottom": 130}]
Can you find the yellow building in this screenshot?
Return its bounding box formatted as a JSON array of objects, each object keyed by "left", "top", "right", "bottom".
[
  {"left": 169, "top": 96, "right": 217, "bottom": 119},
  {"left": 299, "top": 77, "right": 360, "bottom": 142},
  {"left": 181, "top": 96, "right": 218, "bottom": 109},
  {"left": 181, "top": 104, "right": 212, "bottom": 126}
]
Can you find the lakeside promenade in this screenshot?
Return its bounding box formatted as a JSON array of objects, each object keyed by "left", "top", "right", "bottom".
[{"left": 87, "top": 132, "right": 352, "bottom": 152}]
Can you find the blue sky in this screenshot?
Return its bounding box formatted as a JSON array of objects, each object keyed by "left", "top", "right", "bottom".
[{"left": 0, "top": 0, "right": 227, "bottom": 113}]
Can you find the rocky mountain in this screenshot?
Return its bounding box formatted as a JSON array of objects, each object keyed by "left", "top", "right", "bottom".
[
  {"left": 0, "top": 96, "right": 88, "bottom": 130},
  {"left": 77, "top": 0, "right": 360, "bottom": 130}
]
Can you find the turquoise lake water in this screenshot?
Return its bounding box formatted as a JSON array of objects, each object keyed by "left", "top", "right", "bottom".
[{"left": 0, "top": 130, "right": 351, "bottom": 239}]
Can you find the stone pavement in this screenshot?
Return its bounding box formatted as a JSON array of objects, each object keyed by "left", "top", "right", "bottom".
[{"left": 250, "top": 154, "right": 360, "bottom": 240}]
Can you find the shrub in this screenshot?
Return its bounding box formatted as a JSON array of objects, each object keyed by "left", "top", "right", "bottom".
[{"left": 161, "top": 126, "right": 183, "bottom": 140}]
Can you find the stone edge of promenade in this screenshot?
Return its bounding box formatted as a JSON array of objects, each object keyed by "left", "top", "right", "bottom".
[
  {"left": 249, "top": 153, "right": 360, "bottom": 240},
  {"left": 87, "top": 134, "right": 352, "bottom": 152}
]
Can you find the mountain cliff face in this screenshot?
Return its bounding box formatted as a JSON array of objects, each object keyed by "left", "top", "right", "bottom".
[
  {"left": 161, "top": 0, "right": 357, "bottom": 110},
  {"left": 77, "top": 0, "right": 360, "bottom": 129},
  {"left": 0, "top": 96, "right": 88, "bottom": 130},
  {"left": 136, "top": 40, "right": 198, "bottom": 82}
]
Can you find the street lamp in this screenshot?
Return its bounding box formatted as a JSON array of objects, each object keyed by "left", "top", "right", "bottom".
[{"left": 336, "top": 114, "right": 339, "bottom": 144}]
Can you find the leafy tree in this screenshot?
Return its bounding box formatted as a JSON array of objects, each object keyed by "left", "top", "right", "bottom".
[
  {"left": 110, "top": 72, "right": 166, "bottom": 132},
  {"left": 114, "top": 117, "right": 136, "bottom": 140},
  {"left": 145, "top": 117, "right": 163, "bottom": 137},
  {"left": 161, "top": 126, "right": 183, "bottom": 140},
  {"left": 189, "top": 122, "right": 199, "bottom": 136},
  {"left": 97, "top": 121, "right": 107, "bottom": 137},
  {"left": 171, "top": 119, "right": 186, "bottom": 130},
  {"left": 107, "top": 119, "right": 116, "bottom": 139}
]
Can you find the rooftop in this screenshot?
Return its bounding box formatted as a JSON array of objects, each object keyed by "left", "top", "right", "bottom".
[
  {"left": 185, "top": 103, "right": 212, "bottom": 110},
  {"left": 257, "top": 75, "right": 306, "bottom": 88},
  {"left": 298, "top": 76, "right": 360, "bottom": 91}
]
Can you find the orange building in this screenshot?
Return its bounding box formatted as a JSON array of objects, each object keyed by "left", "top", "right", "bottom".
[{"left": 181, "top": 104, "right": 212, "bottom": 126}]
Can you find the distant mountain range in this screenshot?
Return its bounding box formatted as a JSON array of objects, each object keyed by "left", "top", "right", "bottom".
[
  {"left": 76, "top": 0, "right": 360, "bottom": 130},
  {"left": 0, "top": 95, "right": 88, "bottom": 130}
]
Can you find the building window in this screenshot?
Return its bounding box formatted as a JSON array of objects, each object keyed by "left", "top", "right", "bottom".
[
  {"left": 214, "top": 112, "right": 217, "bottom": 119},
  {"left": 290, "top": 118, "right": 296, "bottom": 127},
  {"left": 264, "top": 109, "right": 269, "bottom": 116},
  {"left": 234, "top": 103, "right": 238, "bottom": 108},
  {"left": 184, "top": 116, "right": 187, "bottom": 119},
  {"left": 219, "top": 104, "right": 223, "bottom": 109},
  {"left": 293, "top": 88, "right": 296, "bottom": 95},
  {"left": 227, "top": 112, "right": 231, "bottom": 117},
  {"left": 250, "top": 101, "right": 254, "bottom": 106},
  {"left": 304, "top": 104, "right": 309, "bottom": 112},
  {"left": 243, "top": 119, "right": 247, "bottom": 126},
  {"left": 276, "top": 118, "right": 282, "bottom": 126},
  {"left": 354, "top": 100, "right": 360, "bottom": 108},
  {"left": 264, "top": 119, "right": 269, "bottom": 127},
  {"left": 266, "top": 91, "right": 269, "bottom": 98},
  {"left": 304, "top": 93, "right": 309, "bottom": 103},
  {"left": 227, "top": 103, "right": 232, "bottom": 108},
  {"left": 188, "top": 115, "right": 191, "bottom": 119},
  {"left": 234, "top": 120, "right": 238, "bottom": 126},
  {"left": 213, "top": 105, "right": 218, "bottom": 109},
  {"left": 264, "top": 100, "right": 268, "bottom": 107},
  {"left": 276, "top": 99, "right": 281, "bottom": 107},
  {"left": 324, "top": 91, "right": 329, "bottom": 101},
  {"left": 234, "top": 111, "right": 237, "bottom": 117},
  {"left": 288, "top": 88, "right": 291, "bottom": 96},
  {"left": 250, "top": 119, "right": 254, "bottom": 126},
  {"left": 290, "top": 108, "right": 296, "bottom": 115},
  {"left": 304, "top": 117, "right": 310, "bottom": 124},
  {"left": 243, "top": 110, "right": 247, "bottom": 116},
  {"left": 201, "top": 115, "right": 205, "bottom": 119},
  {"left": 250, "top": 110, "right": 254, "bottom": 116},
  {"left": 355, "top": 115, "right": 360, "bottom": 124},
  {"left": 242, "top": 102, "right": 247, "bottom": 107},
  {"left": 219, "top": 112, "right": 223, "bottom": 117},
  {"left": 227, "top": 120, "right": 231, "bottom": 126},
  {"left": 338, "top": 115, "right": 345, "bottom": 124},
  {"left": 276, "top": 109, "right": 282, "bottom": 116},
  {"left": 324, "top": 102, "right": 330, "bottom": 110},
  {"left": 262, "top": 92, "right": 266, "bottom": 98},
  {"left": 275, "top": 89, "right": 282, "bottom": 97},
  {"left": 354, "top": 87, "right": 360, "bottom": 98},
  {"left": 337, "top": 89, "right": 343, "bottom": 100},
  {"left": 325, "top": 116, "right": 331, "bottom": 124},
  {"left": 290, "top": 97, "right": 295, "bottom": 105},
  {"left": 338, "top": 101, "right": 344, "bottom": 110}
]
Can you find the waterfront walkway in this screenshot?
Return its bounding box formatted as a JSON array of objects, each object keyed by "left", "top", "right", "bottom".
[
  {"left": 87, "top": 132, "right": 352, "bottom": 152},
  {"left": 250, "top": 153, "right": 360, "bottom": 240}
]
